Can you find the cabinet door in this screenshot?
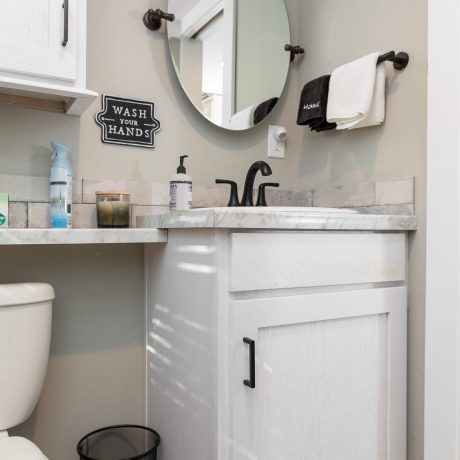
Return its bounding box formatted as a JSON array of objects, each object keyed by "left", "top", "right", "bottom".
[
  {"left": 0, "top": 0, "right": 78, "bottom": 81},
  {"left": 229, "top": 287, "right": 406, "bottom": 460}
]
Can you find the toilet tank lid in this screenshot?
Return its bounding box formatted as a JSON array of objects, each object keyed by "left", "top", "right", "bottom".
[{"left": 0, "top": 283, "right": 55, "bottom": 307}]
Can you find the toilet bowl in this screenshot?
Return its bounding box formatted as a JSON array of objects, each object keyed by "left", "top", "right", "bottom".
[
  {"left": 0, "top": 283, "right": 55, "bottom": 459},
  {"left": 0, "top": 435, "right": 48, "bottom": 459}
]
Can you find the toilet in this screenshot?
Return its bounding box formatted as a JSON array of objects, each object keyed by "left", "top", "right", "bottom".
[{"left": 0, "top": 283, "right": 55, "bottom": 460}]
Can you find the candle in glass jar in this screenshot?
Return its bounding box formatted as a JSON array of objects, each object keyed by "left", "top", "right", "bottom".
[{"left": 96, "top": 191, "right": 130, "bottom": 228}]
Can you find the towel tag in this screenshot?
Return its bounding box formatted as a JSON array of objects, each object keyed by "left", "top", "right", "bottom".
[{"left": 303, "top": 102, "right": 321, "bottom": 110}]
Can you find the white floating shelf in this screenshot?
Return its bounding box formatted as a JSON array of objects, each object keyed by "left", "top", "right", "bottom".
[
  {"left": 0, "top": 229, "right": 168, "bottom": 246},
  {"left": 0, "top": 75, "right": 98, "bottom": 116}
]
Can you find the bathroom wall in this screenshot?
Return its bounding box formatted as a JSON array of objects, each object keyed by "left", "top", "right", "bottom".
[
  {"left": 0, "top": 0, "right": 427, "bottom": 459},
  {"left": 296, "top": 1, "right": 427, "bottom": 459},
  {"left": 4, "top": 245, "right": 146, "bottom": 460}
]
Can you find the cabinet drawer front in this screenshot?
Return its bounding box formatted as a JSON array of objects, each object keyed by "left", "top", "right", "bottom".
[{"left": 230, "top": 232, "right": 406, "bottom": 292}]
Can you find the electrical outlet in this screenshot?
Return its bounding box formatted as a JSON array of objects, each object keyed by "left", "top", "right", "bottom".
[{"left": 268, "top": 125, "right": 286, "bottom": 159}]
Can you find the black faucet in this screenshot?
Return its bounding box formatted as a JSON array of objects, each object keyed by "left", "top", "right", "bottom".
[{"left": 241, "top": 161, "right": 272, "bottom": 206}]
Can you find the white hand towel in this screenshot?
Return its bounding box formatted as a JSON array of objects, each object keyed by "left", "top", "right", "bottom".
[
  {"left": 326, "top": 52, "right": 382, "bottom": 130},
  {"left": 350, "top": 63, "right": 386, "bottom": 129}
]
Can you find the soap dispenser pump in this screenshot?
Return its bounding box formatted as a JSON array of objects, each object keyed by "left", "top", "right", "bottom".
[{"left": 170, "top": 155, "right": 192, "bottom": 211}]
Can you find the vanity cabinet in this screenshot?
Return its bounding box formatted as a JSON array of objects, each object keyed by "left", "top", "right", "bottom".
[
  {"left": 0, "top": 0, "right": 96, "bottom": 115},
  {"left": 145, "top": 229, "right": 407, "bottom": 460}
]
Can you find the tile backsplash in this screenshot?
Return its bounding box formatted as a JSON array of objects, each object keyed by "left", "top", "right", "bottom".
[{"left": 0, "top": 175, "right": 415, "bottom": 229}]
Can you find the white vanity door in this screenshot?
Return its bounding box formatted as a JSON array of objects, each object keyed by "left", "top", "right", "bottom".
[
  {"left": 0, "top": 0, "right": 78, "bottom": 80},
  {"left": 229, "top": 287, "right": 406, "bottom": 460}
]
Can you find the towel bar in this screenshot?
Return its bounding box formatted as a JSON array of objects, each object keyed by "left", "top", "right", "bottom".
[{"left": 377, "top": 51, "right": 409, "bottom": 70}]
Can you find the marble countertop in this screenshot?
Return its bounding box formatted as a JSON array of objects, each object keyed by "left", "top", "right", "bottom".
[
  {"left": 138, "top": 208, "right": 417, "bottom": 232},
  {"left": 0, "top": 228, "right": 168, "bottom": 245},
  {"left": 0, "top": 209, "right": 417, "bottom": 246}
]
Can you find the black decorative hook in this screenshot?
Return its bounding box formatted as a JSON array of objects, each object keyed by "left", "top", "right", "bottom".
[
  {"left": 143, "top": 9, "right": 175, "bottom": 31},
  {"left": 377, "top": 51, "right": 410, "bottom": 70},
  {"left": 285, "top": 44, "right": 305, "bottom": 62}
]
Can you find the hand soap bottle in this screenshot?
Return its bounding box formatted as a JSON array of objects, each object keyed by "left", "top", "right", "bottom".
[
  {"left": 170, "top": 155, "right": 192, "bottom": 211},
  {"left": 50, "top": 141, "right": 73, "bottom": 228}
]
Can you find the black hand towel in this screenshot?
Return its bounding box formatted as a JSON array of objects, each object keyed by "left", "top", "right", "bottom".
[
  {"left": 297, "top": 75, "right": 336, "bottom": 132},
  {"left": 253, "top": 97, "right": 279, "bottom": 125}
]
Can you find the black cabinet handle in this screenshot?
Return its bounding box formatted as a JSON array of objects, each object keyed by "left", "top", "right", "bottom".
[
  {"left": 62, "top": 0, "right": 69, "bottom": 47},
  {"left": 256, "top": 183, "right": 279, "bottom": 207},
  {"left": 243, "top": 337, "right": 255, "bottom": 389},
  {"left": 215, "top": 179, "right": 240, "bottom": 207}
]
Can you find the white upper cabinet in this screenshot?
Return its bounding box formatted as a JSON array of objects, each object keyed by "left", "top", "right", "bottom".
[
  {"left": 0, "top": 0, "right": 96, "bottom": 115},
  {"left": 0, "top": 0, "right": 77, "bottom": 81}
]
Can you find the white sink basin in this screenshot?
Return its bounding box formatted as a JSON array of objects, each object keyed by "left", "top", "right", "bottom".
[{"left": 208, "top": 207, "right": 358, "bottom": 214}]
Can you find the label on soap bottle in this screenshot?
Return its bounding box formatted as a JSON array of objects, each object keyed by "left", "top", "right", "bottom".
[{"left": 170, "top": 181, "right": 192, "bottom": 211}]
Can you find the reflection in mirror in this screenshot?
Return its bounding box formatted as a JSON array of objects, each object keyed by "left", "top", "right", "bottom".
[{"left": 168, "top": 0, "right": 291, "bottom": 131}]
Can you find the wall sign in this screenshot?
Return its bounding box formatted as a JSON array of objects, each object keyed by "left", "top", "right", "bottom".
[{"left": 96, "top": 95, "right": 160, "bottom": 148}]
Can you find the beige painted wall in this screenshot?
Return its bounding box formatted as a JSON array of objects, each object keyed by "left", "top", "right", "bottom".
[
  {"left": 5, "top": 245, "right": 146, "bottom": 460},
  {"left": 0, "top": 0, "right": 427, "bottom": 459},
  {"left": 296, "top": 1, "right": 427, "bottom": 459}
]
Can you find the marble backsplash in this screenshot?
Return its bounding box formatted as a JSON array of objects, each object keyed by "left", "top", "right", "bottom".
[{"left": 0, "top": 175, "right": 414, "bottom": 229}]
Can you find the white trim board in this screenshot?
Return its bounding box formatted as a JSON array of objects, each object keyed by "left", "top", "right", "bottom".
[
  {"left": 179, "top": 0, "right": 224, "bottom": 38},
  {"left": 425, "top": 0, "right": 460, "bottom": 457}
]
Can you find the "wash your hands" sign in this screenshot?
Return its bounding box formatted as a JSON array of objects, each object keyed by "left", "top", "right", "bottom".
[{"left": 96, "top": 95, "right": 161, "bottom": 148}]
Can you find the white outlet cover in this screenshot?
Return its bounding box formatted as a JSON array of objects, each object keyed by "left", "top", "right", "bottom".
[{"left": 268, "top": 125, "right": 286, "bottom": 159}]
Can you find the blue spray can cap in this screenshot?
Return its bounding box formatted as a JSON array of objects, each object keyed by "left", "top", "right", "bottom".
[{"left": 51, "top": 141, "right": 70, "bottom": 160}]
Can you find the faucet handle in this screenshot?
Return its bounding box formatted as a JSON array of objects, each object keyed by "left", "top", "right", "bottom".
[
  {"left": 256, "top": 183, "right": 279, "bottom": 207},
  {"left": 216, "top": 180, "right": 240, "bottom": 207}
]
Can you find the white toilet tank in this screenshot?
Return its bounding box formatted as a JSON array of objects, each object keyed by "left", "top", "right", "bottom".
[{"left": 0, "top": 283, "right": 55, "bottom": 431}]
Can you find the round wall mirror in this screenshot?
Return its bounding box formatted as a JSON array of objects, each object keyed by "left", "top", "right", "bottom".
[{"left": 167, "top": 0, "right": 291, "bottom": 131}]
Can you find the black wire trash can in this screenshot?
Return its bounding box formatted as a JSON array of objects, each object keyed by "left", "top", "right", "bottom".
[{"left": 77, "top": 425, "right": 161, "bottom": 460}]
